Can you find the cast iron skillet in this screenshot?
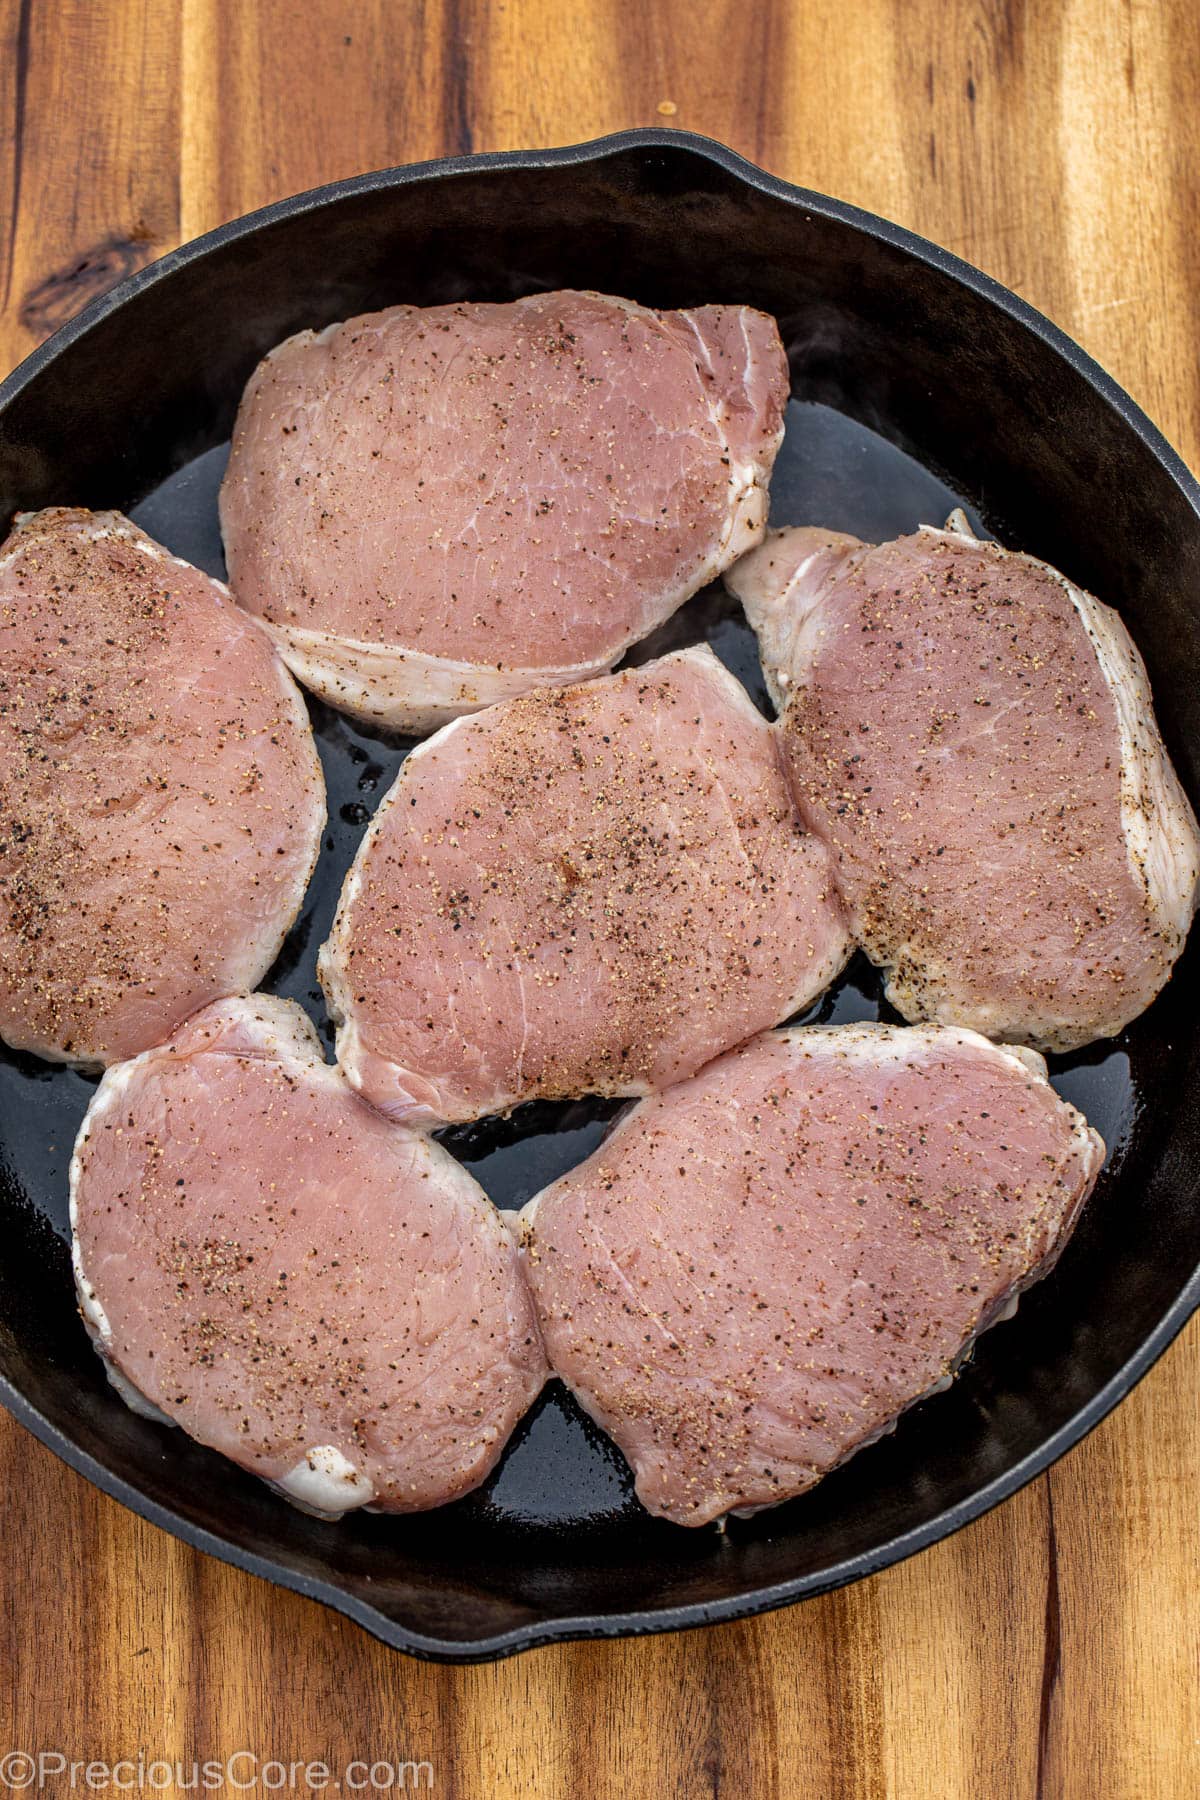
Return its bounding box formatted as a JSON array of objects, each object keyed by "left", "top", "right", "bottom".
[{"left": 0, "top": 130, "right": 1198, "bottom": 1663}]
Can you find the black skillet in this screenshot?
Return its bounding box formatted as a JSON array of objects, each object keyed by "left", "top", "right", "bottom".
[{"left": 0, "top": 131, "right": 1197, "bottom": 1662}]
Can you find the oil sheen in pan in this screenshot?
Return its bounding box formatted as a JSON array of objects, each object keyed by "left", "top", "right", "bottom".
[{"left": 0, "top": 397, "right": 1146, "bottom": 1532}]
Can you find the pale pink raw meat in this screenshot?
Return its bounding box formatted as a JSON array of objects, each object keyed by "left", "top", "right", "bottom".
[
  {"left": 728, "top": 516, "right": 1200, "bottom": 1051},
  {"left": 220, "top": 290, "right": 789, "bottom": 730},
  {"left": 319, "top": 646, "right": 850, "bottom": 1127},
  {"left": 0, "top": 509, "right": 325, "bottom": 1068},
  {"left": 70, "top": 995, "right": 546, "bottom": 1518},
  {"left": 520, "top": 1022, "right": 1103, "bottom": 1527}
]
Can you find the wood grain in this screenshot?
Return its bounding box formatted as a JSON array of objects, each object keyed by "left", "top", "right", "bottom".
[{"left": 1, "top": 1, "right": 1199, "bottom": 1794}]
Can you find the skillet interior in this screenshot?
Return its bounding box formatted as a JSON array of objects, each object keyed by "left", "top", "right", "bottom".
[{"left": 0, "top": 131, "right": 1197, "bottom": 1661}]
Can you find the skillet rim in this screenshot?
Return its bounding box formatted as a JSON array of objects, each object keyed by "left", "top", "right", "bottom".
[{"left": 0, "top": 126, "right": 1197, "bottom": 1662}]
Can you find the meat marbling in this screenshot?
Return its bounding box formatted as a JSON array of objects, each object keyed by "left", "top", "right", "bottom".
[
  {"left": 220, "top": 291, "right": 789, "bottom": 730},
  {"left": 70, "top": 995, "right": 546, "bottom": 1518},
  {"left": 727, "top": 515, "right": 1200, "bottom": 1051},
  {"left": 520, "top": 1022, "right": 1103, "bottom": 1527},
  {"left": 319, "top": 646, "right": 850, "bottom": 1127},
  {"left": 0, "top": 509, "right": 325, "bottom": 1068}
]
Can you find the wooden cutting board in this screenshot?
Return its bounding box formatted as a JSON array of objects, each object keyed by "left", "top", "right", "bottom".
[{"left": 0, "top": 3, "right": 1197, "bottom": 1794}]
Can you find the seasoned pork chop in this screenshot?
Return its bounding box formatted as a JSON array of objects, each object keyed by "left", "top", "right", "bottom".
[
  {"left": 220, "top": 291, "right": 789, "bottom": 730},
  {"left": 0, "top": 509, "right": 325, "bottom": 1067},
  {"left": 320, "top": 646, "right": 850, "bottom": 1126},
  {"left": 71, "top": 996, "right": 546, "bottom": 1517},
  {"left": 728, "top": 517, "right": 1200, "bottom": 1051},
  {"left": 520, "top": 1023, "right": 1103, "bottom": 1527}
]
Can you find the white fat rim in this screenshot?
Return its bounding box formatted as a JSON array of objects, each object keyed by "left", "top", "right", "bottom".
[
  {"left": 70, "top": 1049, "right": 149, "bottom": 1349},
  {"left": 102, "top": 1359, "right": 175, "bottom": 1425},
  {"left": 72, "top": 1252, "right": 113, "bottom": 1346},
  {"left": 726, "top": 527, "right": 861, "bottom": 713},
  {"left": 670, "top": 299, "right": 781, "bottom": 565},
  {"left": 260, "top": 619, "right": 624, "bottom": 734},
  {"left": 1064, "top": 581, "right": 1199, "bottom": 940},
  {"left": 772, "top": 1017, "right": 1050, "bottom": 1081},
  {"left": 273, "top": 1444, "right": 376, "bottom": 1519}
]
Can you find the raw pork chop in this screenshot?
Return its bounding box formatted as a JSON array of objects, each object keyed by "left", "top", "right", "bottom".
[
  {"left": 520, "top": 1022, "right": 1103, "bottom": 1526},
  {"left": 220, "top": 290, "right": 789, "bottom": 730},
  {"left": 728, "top": 516, "right": 1200, "bottom": 1051},
  {"left": 319, "top": 646, "right": 850, "bottom": 1126},
  {"left": 0, "top": 509, "right": 325, "bottom": 1067},
  {"left": 71, "top": 995, "right": 546, "bottom": 1517}
]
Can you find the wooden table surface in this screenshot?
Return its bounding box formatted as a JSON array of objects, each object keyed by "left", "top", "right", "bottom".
[{"left": 1, "top": 2, "right": 1198, "bottom": 1794}]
